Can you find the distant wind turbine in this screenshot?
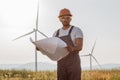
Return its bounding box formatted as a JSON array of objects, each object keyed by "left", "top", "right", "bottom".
[
  {"left": 13, "top": 0, "right": 48, "bottom": 72},
  {"left": 81, "top": 40, "right": 101, "bottom": 70}
]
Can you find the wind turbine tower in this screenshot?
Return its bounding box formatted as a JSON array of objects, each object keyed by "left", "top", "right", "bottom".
[
  {"left": 13, "top": 1, "right": 48, "bottom": 72},
  {"left": 81, "top": 40, "right": 101, "bottom": 70}
]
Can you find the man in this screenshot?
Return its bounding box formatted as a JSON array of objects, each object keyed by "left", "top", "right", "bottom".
[{"left": 53, "top": 8, "right": 83, "bottom": 80}]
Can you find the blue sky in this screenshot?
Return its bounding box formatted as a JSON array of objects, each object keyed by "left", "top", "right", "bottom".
[{"left": 0, "top": 0, "right": 120, "bottom": 67}]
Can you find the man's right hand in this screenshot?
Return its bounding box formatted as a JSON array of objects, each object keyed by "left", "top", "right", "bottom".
[
  {"left": 66, "top": 45, "right": 74, "bottom": 52},
  {"left": 36, "top": 47, "right": 39, "bottom": 50}
]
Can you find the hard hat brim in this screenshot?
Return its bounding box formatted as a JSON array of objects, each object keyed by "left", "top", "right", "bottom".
[{"left": 58, "top": 14, "right": 72, "bottom": 18}]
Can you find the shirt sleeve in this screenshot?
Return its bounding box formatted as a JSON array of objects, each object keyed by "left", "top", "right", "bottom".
[{"left": 75, "top": 27, "right": 83, "bottom": 38}]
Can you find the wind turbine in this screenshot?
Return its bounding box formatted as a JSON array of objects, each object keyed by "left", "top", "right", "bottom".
[
  {"left": 81, "top": 40, "right": 101, "bottom": 70},
  {"left": 13, "top": 1, "right": 48, "bottom": 72}
]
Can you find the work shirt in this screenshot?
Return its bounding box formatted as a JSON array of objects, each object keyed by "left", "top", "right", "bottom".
[{"left": 53, "top": 25, "right": 83, "bottom": 45}]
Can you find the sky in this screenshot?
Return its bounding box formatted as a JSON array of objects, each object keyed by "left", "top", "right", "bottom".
[{"left": 0, "top": 0, "right": 120, "bottom": 67}]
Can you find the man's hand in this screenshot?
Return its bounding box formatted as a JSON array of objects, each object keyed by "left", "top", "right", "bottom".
[
  {"left": 66, "top": 45, "right": 74, "bottom": 52},
  {"left": 36, "top": 47, "right": 39, "bottom": 51},
  {"left": 66, "top": 38, "right": 83, "bottom": 53}
]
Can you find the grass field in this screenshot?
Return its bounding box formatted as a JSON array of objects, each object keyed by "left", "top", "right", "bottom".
[{"left": 0, "top": 69, "right": 120, "bottom": 80}]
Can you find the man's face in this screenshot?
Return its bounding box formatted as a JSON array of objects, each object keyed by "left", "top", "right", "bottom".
[{"left": 59, "top": 16, "right": 72, "bottom": 26}]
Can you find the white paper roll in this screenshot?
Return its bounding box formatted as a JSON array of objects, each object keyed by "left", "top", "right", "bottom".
[{"left": 30, "top": 37, "right": 69, "bottom": 61}]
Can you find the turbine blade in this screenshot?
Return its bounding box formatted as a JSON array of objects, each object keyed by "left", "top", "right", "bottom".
[
  {"left": 92, "top": 56, "right": 101, "bottom": 68},
  {"left": 13, "top": 30, "right": 35, "bottom": 41},
  {"left": 29, "top": 37, "right": 34, "bottom": 43},
  {"left": 91, "top": 39, "right": 97, "bottom": 54},
  {"left": 37, "top": 30, "right": 48, "bottom": 38},
  {"left": 80, "top": 54, "right": 89, "bottom": 57},
  {"left": 36, "top": 0, "right": 39, "bottom": 29}
]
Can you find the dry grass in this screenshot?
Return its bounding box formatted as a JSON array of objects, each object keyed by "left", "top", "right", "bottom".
[
  {"left": 82, "top": 69, "right": 120, "bottom": 80},
  {"left": 0, "top": 69, "right": 120, "bottom": 80}
]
